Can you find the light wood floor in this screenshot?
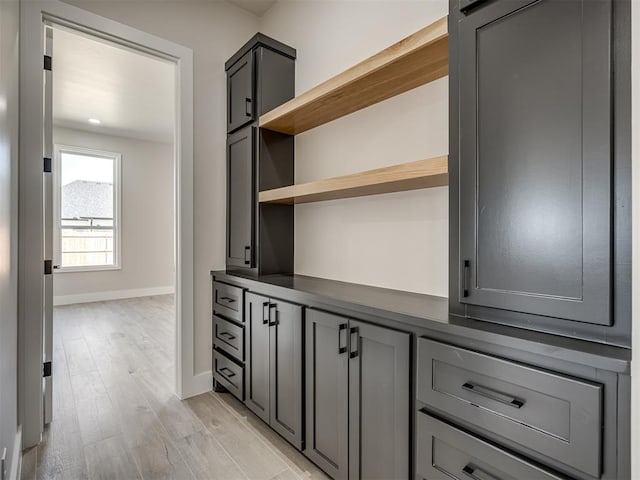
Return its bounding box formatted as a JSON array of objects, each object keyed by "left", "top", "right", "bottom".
[{"left": 21, "top": 295, "right": 329, "bottom": 480}]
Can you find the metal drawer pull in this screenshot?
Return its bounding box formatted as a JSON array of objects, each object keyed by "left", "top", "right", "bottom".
[
  {"left": 462, "top": 382, "right": 525, "bottom": 409},
  {"left": 262, "top": 302, "right": 270, "bottom": 325},
  {"left": 219, "top": 296, "right": 236, "bottom": 304},
  {"left": 463, "top": 465, "right": 501, "bottom": 480},
  {"left": 338, "top": 323, "right": 348, "bottom": 354},
  {"left": 245, "top": 97, "right": 252, "bottom": 117},
  {"left": 219, "top": 367, "right": 236, "bottom": 378},
  {"left": 219, "top": 331, "right": 236, "bottom": 340}
]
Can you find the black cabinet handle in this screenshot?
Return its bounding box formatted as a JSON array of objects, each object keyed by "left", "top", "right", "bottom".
[
  {"left": 245, "top": 97, "right": 252, "bottom": 117},
  {"left": 262, "top": 301, "right": 270, "bottom": 325},
  {"left": 462, "top": 260, "right": 470, "bottom": 297},
  {"left": 218, "top": 331, "right": 236, "bottom": 341},
  {"left": 244, "top": 246, "right": 251, "bottom": 265},
  {"left": 349, "top": 327, "right": 360, "bottom": 359},
  {"left": 219, "top": 296, "right": 236, "bottom": 304},
  {"left": 219, "top": 366, "right": 236, "bottom": 378},
  {"left": 338, "top": 323, "right": 348, "bottom": 354},
  {"left": 269, "top": 303, "right": 278, "bottom": 327},
  {"left": 463, "top": 465, "right": 501, "bottom": 480},
  {"left": 462, "top": 382, "right": 525, "bottom": 409},
  {"left": 459, "top": 0, "right": 487, "bottom": 13}
]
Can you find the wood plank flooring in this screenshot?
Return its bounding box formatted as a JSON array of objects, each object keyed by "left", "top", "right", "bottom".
[{"left": 21, "top": 296, "right": 329, "bottom": 480}]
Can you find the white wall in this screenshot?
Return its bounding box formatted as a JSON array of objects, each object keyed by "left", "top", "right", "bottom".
[
  {"left": 260, "top": 1, "right": 449, "bottom": 296},
  {"left": 52, "top": 127, "right": 174, "bottom": 304},
  {"left": 62, "top": 0, "right": 259, "bottom": 374},
  {"left": 0, "top": 0, "right": 20, "bottom": 475}
]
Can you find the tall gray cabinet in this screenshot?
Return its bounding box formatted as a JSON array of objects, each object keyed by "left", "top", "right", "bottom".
[
  {"left": 449, "top": 0, "right": 631, "bottom": 345},
  {"left": 225, "top": 34, "right": 296, "bottom": 275}
]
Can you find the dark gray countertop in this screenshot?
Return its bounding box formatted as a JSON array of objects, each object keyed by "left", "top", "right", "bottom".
[{"left": 211, "top": 270, "right": 631, "bottom": 373}]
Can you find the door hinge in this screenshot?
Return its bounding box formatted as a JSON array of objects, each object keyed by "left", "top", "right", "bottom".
[
  {"left": 44, "top": 157, "right": 52, "bottom": 173},
  {"left": 44, "top": 55, "right": 52, "bottom": 71},
  {"left": 44, "top": 260, "right": 53, "bottom": 275},
  {"left": 43, "top": 361, "right": 52, "bottom": 378}
]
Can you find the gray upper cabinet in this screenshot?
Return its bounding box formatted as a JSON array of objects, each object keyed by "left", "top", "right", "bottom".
[
  {"left": 305, "top": 309, "right": 410, "bottom": 480},
  {"left": 227, "top": 50, "right": 254, "bottom": 133},
  {"left": 452, "top": 0, "right": 629, "bottom": 332},
  {"left": 245, "top": 291, "right": 304, "bottom": 448},
  {"left": 226, "top": 126, "right": 255, "bottom": 268}
]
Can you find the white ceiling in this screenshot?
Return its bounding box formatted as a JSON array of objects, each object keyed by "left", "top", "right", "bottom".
[
  {"left": 52, "top": 28, "right": 175, "bottom": 144},
  {"left": 227, "top": 0, "right": 277, "bottom": 16}
]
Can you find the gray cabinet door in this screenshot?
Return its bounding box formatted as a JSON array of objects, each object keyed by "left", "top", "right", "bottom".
[
  {"left": 227, "top": 49, "right": 254, "bottom": 133},
  {"left": 269, "top": 299, "right": 303, "bottom": 449},
  {"left": 245, "top": 292, "right": 270, "bottom": 422},
  {"left": 305, "top": 310, "right": 349, "bottom": 480},
  {"left": 348, "top": 321, "right": 410, "bottom": 480},
  {"left": 458, "top": 0, "right": 613, "bottom": 325},
  {"left": 226, "top": 126, "right": 255, "bottom": 268}
]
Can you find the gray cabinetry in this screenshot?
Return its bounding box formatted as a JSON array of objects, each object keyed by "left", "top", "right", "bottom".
[
  {"left": 305, "top": 309, "right": 410, "bottom": 480},
  {"left": 458, "top": 0, "right": 611, "bottom": 324},
  {"left": 226, "top": 126, "right": 255, "bottom": 269},
  {"left": 416, "top": 413, "right": 565, "bottom": 480},
  {"left": 305, "top": 310, "right": 349, "bottom": 480},
  {"left": 225, "top": 36, "right": 296, "bottom": 275},
  {"left": 348, "top": 320, "right": 410, "bottom": 480},
  {"left": 417, "top": 338, "right": 602, "bottom": 478},
  {"left": 227, "top": 50, "right": 254, "bottom": 133},
  {"left": 212, "top": 281, "right": 246, "bottom": 402},
  {"left": 245, "top": 291, "right": 304, "bottom": 448},
  {"left": 449, "top": 0, "right": 632, "bottom": 342},
  {"left": 245, "top": 292, "right": 270, "bottom": 421}
]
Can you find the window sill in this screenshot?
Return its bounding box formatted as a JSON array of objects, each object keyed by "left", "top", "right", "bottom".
[{"left": 55, "top": 265, "right": 121, "bottom": 274}]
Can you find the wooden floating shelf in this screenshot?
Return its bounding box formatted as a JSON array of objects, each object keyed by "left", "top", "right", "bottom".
[
  {"left": 259, "top": 16, "right": 448, "bottom": 135},
  {"left": 259, "top": 156, "right": 448, "bottom": 205}
]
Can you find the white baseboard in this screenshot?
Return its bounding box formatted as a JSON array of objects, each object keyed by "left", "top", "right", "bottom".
[
  {"left": 9, "top": 426, "right": 21, "bottom": 480},
  {"left": 179, "top": 370, "right": 213, "bottom": 400},
  {"left": 53, "top": 286, "right": 175, "bottom": 306}
]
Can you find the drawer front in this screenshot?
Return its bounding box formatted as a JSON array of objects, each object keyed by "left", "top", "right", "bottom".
[
  {"left": 213, "top": 315, "right": 244, "bottom": 362},
  {"left": 214, "top": 281, "right": 244, "bottom": 322},
  {"left": 416, "top": 413, "right": 565, "bottom": 480},
  {"left": 213, "top": 349, "right": 244, "bottom": 401},
  {"left": 417, "top": 338, "right": 602, "bottom": 477}
]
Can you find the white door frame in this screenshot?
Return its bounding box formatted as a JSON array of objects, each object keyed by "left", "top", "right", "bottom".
[{"left": 20, "top": 0, "right": 198, "bottom": 448}]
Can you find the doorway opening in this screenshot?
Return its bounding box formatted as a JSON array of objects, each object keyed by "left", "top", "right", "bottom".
[
  {"left": 20, "top": 0, "right": 195, "bottom": 448},
  {"left": 47, "top": 24, "right": 177, "bottom": 422}
]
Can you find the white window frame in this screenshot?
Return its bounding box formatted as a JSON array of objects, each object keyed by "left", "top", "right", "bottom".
[{"left": 53, "top": 144, "right": 122, "bottom": 273}]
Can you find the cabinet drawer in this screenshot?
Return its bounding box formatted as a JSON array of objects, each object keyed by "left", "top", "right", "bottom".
[
  {"left": 417, "top": 338, "right": 602, "bottom": 477},
  {"left": 213, "top": 281, "right": 244, "bottom": 322},
  {"left": 213, "top": 349, "right": 244, "bottom": 401},
  {"left": 213, "top": 315, "right": 244, "bottom": 362},
  {"left": 416, "top": 413, "right": 565, "bottom": 480}
]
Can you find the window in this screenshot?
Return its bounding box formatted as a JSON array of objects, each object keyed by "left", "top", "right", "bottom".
[{"left": 54, "top": 145, "right": 121, "bottom": 272}]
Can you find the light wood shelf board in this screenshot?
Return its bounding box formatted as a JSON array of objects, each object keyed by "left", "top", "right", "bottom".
[
  {"left": 259, "top": 156, "right": 448, "bottom": 205},
  {"left": 259, "top": 16, "right": 448, "bottom": 135}
]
